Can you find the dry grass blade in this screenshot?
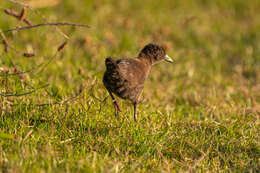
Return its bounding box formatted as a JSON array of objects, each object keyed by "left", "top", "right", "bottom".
[
  {"left": 23, "top": 129, "right": 33, "bottom": 142},
  {"left": 4, "top": 22, "right": 91, "bottom": 32},
  {"left": 0, "top": 84, "right": 49, "bottom": 97},
  {"left": 60, "top": 138, "right": 75, "bottom": 144},
  {"left": 188, "top": 147, "right": 211, "bottom": 172}
]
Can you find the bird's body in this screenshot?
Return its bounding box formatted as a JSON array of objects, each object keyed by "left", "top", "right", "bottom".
[
  {"left": 103, "top": 43, "right": 173, "bottom": 121},
  {"left": 103, "top": 58, "right": 150, "bottom": 103}
]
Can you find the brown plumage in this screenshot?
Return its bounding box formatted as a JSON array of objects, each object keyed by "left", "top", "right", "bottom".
[{"left": 103, "top": 43, "right": 173, "bottom": 121}]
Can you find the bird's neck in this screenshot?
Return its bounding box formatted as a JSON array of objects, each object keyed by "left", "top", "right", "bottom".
[{"left": 137, "top": 56, "right": 153, "bottom": 67}]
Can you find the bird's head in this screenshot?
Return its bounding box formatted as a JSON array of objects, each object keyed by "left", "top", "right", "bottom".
[{"left": 138, "top": 43, "right": 173, "bottom": 65}]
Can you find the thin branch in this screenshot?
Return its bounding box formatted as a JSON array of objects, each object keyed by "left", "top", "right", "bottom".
[
  {"left": 7, "top": 0, "right": 70, "bottom": 39},
  {"left": 22, "top": 129, "right": 33, "bottom": 142},
  {"left": 3, "top": 8, "right": 32, "bottom": 25},
  {"left": 0, "top": 84, "right": 49, "bottom": 97},
  {"left": 0, "top": 68, "right": 33, "bottom": 76},
  {"left": 4, "top": 22, "right": 90, "bottom": 32},
  {"left": 10, "top": 86, "right": 86, "bottom": 107}
]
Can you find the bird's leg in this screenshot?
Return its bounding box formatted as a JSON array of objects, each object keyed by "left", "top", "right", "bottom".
[
  {"left": 133, "top": 102, "right": 137, "bottom": 122},
  {"left": 108, "top": 91, "right": 121, "bottom": 116}
]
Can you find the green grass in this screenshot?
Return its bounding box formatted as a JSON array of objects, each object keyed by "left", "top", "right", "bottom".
[{"left": 0, "top": 0, "right": 260, "bottom": 172}]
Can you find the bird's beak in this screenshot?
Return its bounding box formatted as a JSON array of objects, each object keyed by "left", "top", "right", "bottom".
[{"left": 164, "top": 54, "right": 174, "bottom": 63}]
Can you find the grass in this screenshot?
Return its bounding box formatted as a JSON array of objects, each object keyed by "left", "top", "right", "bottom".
[{"left": 0, "top": 0, "right": 259, "bottom": 172}]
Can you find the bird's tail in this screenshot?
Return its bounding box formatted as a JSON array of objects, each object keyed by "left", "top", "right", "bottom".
[{"left": 105, "top": 57, "right": 117, "bottom": 70}]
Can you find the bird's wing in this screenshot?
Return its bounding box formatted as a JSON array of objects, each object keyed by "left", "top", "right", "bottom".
[{"left": 117, "top": 59, "right": 146, "bottom": 86}]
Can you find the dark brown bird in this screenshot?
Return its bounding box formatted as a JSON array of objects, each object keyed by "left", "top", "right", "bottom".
[{"left": 103, "top": 43, "right": 173, "bottom": 121}]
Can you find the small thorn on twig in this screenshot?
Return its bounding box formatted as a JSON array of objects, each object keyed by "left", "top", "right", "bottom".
[
  {"left": 57, "top": 41, "right": 67, "bottom": 52},
  {"left": 19, "top": 7, "right": 27, "bottom": 22},
  {"left": 23, "top": 52, "right": 35, "bottom": 57}
]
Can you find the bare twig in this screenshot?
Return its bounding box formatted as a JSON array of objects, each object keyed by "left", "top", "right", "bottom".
[
  {"left": 10, "top": 86, "right": 86, "bottom": 107},
  {"left": 3, "top": 8, "right": 32, "bottom": 25},
  {"left": 7, "top": 0, "right": 70, "bottom": 39},
  {"left": 0, "top": 84, "right": 49, "bottom": 97},
  {"left": 4, "top": 22, "right": 90, "bottom": 32}
]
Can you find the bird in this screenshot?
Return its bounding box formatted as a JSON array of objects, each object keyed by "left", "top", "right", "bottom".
[{"left": 103, "top": 43, "right": 173, "bottom": 121}]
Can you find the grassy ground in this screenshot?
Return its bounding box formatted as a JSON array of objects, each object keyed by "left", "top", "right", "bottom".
[{"left": 0, "top": 0, "right": 259, "bottom": 172}]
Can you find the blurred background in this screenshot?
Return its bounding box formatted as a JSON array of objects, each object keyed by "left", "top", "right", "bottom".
[{"left": 1, "top": 0, "right": 259, "bottom": 111}]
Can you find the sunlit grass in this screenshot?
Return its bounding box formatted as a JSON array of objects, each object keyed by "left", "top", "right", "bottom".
[{"left": 0, "top": 0, "right": 259, "bottom": 172}]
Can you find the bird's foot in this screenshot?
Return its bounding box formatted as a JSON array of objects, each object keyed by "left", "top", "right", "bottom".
[
  {"left": 113, "top": 100, "right": 121, "bottom": 116},
  {"left": 134, "top": 113, "right": 137, "bottom": 122}
]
